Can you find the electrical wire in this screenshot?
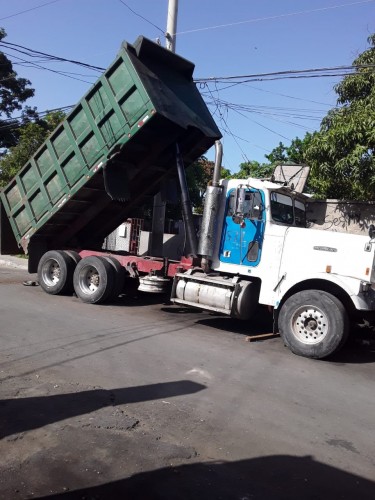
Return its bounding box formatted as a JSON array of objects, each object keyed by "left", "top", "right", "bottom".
[
  {"left": 2, "top": 40, "right": 373, "bottom": 89},
  {"left": 203, "top": 82, "right": 271, "bottom": 162},
  {"left": 0, "top": 105, "right": 74, "bottom": 132},
  {"left": 194, "top": 64, "right": 375, "bottom": 84},
  {"left": 204, "top": 93, "right": 320, "bottom": 135},
  {"left": 117, "top": 0, "right": 165, "bottom": 35},
  {"left": 175, "top": 0, "right": 375, "bottom": 36},
  {"left": 0, "top": 0, "right": 63, "bottom": 21},
  {"left": 0, "top": 40, "right": 105, "bottom": 72},
  {"left": 1, "top": 51, "right": 96, "bottom": 85},
  {"left": 243, "top": 84, "right": 333, "bottom": 107}
]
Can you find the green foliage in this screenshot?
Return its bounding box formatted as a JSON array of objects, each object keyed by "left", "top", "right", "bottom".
[
  {"left": 0, "top": 111, "right": 65, "bottom": 188},
  {"left": 232, "top": 160, "right": 273, "bottom": 180},
  {"left": 186, "top": 157, "right": 231, "bottom": 213},
  {"left": 265, "top": 134, "right": 315, "bottom": 166},
  {"left": 225, "top": 34, "right": 375, "bottom": 201},
  {"left": 230, "top": 135, "right": 314, "bottom": 183},
  {"left": 265, "top": 142, "right": 288, "bottom": 164},
  {"left": 0, "top": 29, "right": 35, "bottom": 152},
  {"left": 306, "top": 34, "right": 375, "bottom": 200}
]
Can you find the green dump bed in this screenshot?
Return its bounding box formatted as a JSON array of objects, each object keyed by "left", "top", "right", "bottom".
[{"left": 0, "top": 36, "right": 221, "bottom": 267}]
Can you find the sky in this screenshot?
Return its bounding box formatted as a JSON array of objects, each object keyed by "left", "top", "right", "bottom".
[{"left": 0, "top": 0, "right": 374, "bottom": 172}]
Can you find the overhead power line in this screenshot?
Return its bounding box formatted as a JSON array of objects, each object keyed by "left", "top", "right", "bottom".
[
  {"left": 195, "top": 64, "right": 375, "bottom": 85},
  {"left": 117, "top": 0, "right": 165, "bottom": 35},
  {"left": 1, "top": 51, "right": 97, "bottom": 85},
  {"left": 0, "top": 0, "right": 64, "bottom": 21},
  {"left": 243, "top": 84, "right": 333, "bottom": 107},
  {"left": 3, "top": 39, "right": 373, "bottom": 89},
  {"left": 0, "top": 105, "right": 74, "bottom": 132},
  {"left": 0, "top": 40, "right": 105, "bottom": 72},
  {"left": 175, "top": 0, "right": 375, "bottom": 36}
]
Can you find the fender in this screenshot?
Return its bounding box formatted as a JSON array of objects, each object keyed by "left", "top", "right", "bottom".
[{"left": 274, "top": 272, "right": 363, "bottom": 309}]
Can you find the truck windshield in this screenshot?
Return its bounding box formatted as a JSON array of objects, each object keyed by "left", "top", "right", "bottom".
[{"left": 270, "top": 192, "right": 306, "bottom": 227}]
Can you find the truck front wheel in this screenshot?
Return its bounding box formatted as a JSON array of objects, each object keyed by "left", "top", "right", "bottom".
[{"left": 278, "top": 290, "right": 349, "bottom": 359}]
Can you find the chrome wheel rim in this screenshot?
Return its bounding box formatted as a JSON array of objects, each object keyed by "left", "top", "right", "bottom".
[
  {"left": 291, "top": 305, "right": 329, "bottom": 344},
  {"left": 78, "top": 265, "right": 100, "bottom": 295},
  {"left": 42, "top": 259, "right": 61, "bottom": 286}
]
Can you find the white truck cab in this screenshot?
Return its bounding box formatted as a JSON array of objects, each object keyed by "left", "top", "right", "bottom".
[{"left": 173, "top": 176, "right": 375, "bottom": 359}]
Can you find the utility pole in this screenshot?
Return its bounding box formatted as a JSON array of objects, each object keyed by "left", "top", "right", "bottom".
[
  {"left": 149, "top": 0, "right": 179, "bottom": 256},
  {"left": 166, "top": 0, "right": 178, "bottom": 52}
]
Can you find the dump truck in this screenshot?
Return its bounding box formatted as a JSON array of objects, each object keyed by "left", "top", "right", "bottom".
[{"left": 1, "top": 37, "right": 375, "bottom": 360}]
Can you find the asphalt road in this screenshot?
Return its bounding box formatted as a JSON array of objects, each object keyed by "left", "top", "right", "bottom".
[{"left": 0, "top": 265, "right": 374, "bottom": 499}]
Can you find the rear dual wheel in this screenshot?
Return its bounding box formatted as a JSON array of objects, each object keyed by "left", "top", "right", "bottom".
[
  {"left": 38, "top": 250, "right": 80, "bottom": 295},
  {"left": 73, "top": 255, "right": 124, "bottom": 304},
  {"left": 38, "top": 252, "right": 125, "bottom": 304},
  {"left": 103, "top": 256, "right": 125, "bottom": 300}
]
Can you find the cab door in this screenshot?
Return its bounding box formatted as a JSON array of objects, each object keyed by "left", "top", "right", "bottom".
[{"left": 219, "top": 188, "right": 265, "bottom": 267}]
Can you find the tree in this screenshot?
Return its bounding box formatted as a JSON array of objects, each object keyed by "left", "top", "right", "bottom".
[
  {"left": 232, "top": 160, "right": 273, "bottom": 180},
  {"left": 265, "top": 134, "right": 316, "bottom": 166},
  {"left": 0, "top": 111, "right": 65, "bottom": 188},
  {"left": 306, "top": 34, "right": 375, "bottom": 200},
  {"left": 0, "top": 29, "right": 35, "bottom": 154},
  {"left": 265, "top": 142, "right": 288, "bottom": 164},
  {"left": 186, "top": 156, "right": 231, "bottom": 213}
]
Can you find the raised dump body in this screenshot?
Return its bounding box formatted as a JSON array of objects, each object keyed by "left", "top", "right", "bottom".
[{"left": 0, "top": 36, "right": 221, "bottom": 270}]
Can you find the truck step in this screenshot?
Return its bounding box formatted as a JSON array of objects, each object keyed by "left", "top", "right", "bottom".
[{"left": 172, "top": 298, "right": 232, "bottom": 316}]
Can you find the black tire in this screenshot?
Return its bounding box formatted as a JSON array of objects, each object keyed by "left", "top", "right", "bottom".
[
  {"left": 73, "top": 256, "right": 115, "bottom": 304},
  {"left": 37, "top": 250, "right": 75, "bottom": 295},
  {"left": 64, "top": 250, "right": 81, "bottom": 266},
  {"left": 103, "top": 256, "right": 125, "bottom": 300},
  {"left": 278, "top": 290, "right": 349, "bottom": 359}
]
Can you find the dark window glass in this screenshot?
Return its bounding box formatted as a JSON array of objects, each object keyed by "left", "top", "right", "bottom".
[
  {"left": 247, "top": 240, "right": 259, "bottom": 262},
  {"left": 270, "top": 192, "right": 294, "bottom": 224}
]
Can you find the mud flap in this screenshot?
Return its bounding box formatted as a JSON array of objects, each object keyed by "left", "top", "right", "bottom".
[{"left": 0, "top": 201, "right": 19, "bottom": 255}]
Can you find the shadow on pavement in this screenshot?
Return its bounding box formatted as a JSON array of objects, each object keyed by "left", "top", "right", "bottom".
[
  {"left": 0, "top": 380, "right": 205, "bottom": 439},
  {"left": 196, "top": 314, "right": 375, "bottom": 365},
  {"left": 329, "top": 332, "right": 375, "bottom": 364},
  {"left": 160, "top": 306, "right": 203, "bottom": 314},
  {"left": 196, "top": 308, "right": 274, "bottom": 336},
  {"left": 107, "top": 292, "right": 172, "bottom": 307},
  {"left": 40, "top": 454, "right": 375, "bottom": 499}
]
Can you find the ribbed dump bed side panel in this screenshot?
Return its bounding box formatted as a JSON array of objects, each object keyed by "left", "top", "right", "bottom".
[{"left": 0, "top": 36, "right": 221, "bottom": 254}]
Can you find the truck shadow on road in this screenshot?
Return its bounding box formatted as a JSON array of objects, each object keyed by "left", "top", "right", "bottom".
[
  {"left": 0, "top": 380, "right": 205, "bottom": 439},
  {"left": 38, "top": 454, "right": 375, "bottom": 500},
  {"left": 194, "top": 315, "right": 375, "bottom": 365},
  {"left": 108, "top": 292, "right": 173, "bottom": 307},
  {"left": 328, "top": 334, "right": 375, "bottom": 364}
]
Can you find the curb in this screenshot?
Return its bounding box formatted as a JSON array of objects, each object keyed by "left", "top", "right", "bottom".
[{"left": 0, "top": 258, "right": 28, "bottom": 270}]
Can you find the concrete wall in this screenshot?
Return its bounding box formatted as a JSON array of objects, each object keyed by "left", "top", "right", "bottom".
[
  {"left": 138, "top": 230, "right": 185, "bottom": 260},
  {"left": 307, "top": 200, "right": 375, "bottom": 235}
]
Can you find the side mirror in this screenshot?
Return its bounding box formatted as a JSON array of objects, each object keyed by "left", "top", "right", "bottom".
[
  {"left": 232, "top": 187, "right": 246, "bottom": 224},
  {"left": 235, "top": 187, "right": 246, "bottom": 215},
  {"left": 369, "top": 224, "right": 375, "bottom": 240}
]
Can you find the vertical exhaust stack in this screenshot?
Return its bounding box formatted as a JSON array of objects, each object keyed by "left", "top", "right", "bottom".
[{"left": 198, "top": 140, "right": 223, "bottom": 272}]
